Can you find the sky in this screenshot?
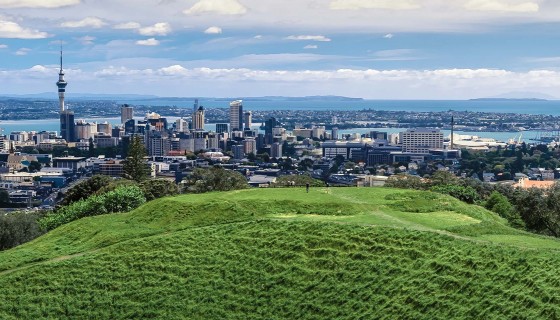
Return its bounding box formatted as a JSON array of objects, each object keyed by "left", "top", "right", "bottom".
[{"left": 0, "top": 0, "right": 559, "bottom": 99}]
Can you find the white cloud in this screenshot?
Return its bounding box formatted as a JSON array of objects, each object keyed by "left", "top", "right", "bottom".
[
  {"left": 61, "top": 17, "right": 106, "bottom": 28},
  {"left": 286, "top": 35, "right": 331, "bottom": 42},
  {"left": 3, "top": 63, "right": 560, "bottom": 99},
  {"left": 304, "top": 45, "right": 318, "bottom": 49},
  {"left": 464, "top": 0, "right": 539, "bottom": 12},
  {"left": 0, "top": 0, "right": 79, "bottom": 8},
  {"left": 384, "top": 33, "right": 394, "bottom": 38},
  {"left": 0, "top": 19, "right": 49, "bottom": 39},
  {"left": 15, "top": 48, "right": 31, "bottom": 56},
  {"left": 330, "top": 0, "right": 421, "bottom": 10},
  {"left": 0, "top": 44, "right": 7, "bottom": 49},
  {"left": 204, "top": 26, "right": 223, "bottom": 34},
  {"left": 159, "top": 65, "right": 188, "bottom": 76},
  {"left": 113, "top": 22, "right": 141, "bottom": 30},
  {"left": 184, "top": 0, "right": 247, "bottom": 15},
  {"left": 254, "top": 35, "right": 263, "bottom": 39},
  {"left": 371, "top": 49, "right": 419, "bottom": 61},
  {"left": 138, "top": 22, "right": 171, "bottom": 36},
  {"left": 76, "top": 35, "right": 95, "bottom": 45},
  {"left": 28, "top": 65, "right": 50, "bottom": 72},
  {"left": 136, "top": 38, "right": 160, "bottom": 46}
]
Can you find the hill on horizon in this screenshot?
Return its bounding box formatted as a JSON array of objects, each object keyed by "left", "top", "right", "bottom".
[{"left": 1, "top": 187, "right": 559, "bottom": 319}]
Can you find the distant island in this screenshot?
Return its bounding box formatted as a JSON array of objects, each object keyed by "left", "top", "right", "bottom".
[{"left": 470, "top": 98, "right": 549, "bottom": 102}]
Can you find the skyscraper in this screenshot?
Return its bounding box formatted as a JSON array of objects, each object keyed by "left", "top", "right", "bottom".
[
  {"left": 216, "top": 123, "right": 229, "bottom": 134},
  {"left": 229, "top": 100, "right": 243, "bottom": 131},
  {"left": 193, "top": 106, "right": 205, "bottom": 131},
  {"left": 57, "top": 50, "right": 75, "bottom": 142},
  {"left": 243, "top": 111, "right": 252, "bottom": 130},
  {"left": 400, "top": 128, "right": 443, "bottom": 153},
  {"left": 265, "top": 117, "right": 278, "bottom": 144},
  {"left": 121, "top": 104, "right": 134, "bottom": 124},
  {"left": 60, "top": 111, "right": 75, "bottom": 142}
]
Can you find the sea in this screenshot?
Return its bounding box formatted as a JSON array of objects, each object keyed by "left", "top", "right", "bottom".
[
  {"left": 1, "top": 99, "right": 558, "bottom": 142},
  {"left": 116, "top": 98, "right": 560, "bottom": 115}
]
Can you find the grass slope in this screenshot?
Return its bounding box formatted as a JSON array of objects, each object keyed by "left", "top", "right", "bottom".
[{"left": 1, "top": 187, "right": 560, "bottom": 319}]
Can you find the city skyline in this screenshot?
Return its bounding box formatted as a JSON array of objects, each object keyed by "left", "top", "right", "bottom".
[{"left": 0, "top": 0, "right": 559, "bottom": 99}]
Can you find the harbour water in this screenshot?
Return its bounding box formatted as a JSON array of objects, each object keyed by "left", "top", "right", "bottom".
[
  {"left": 1, "top": 98, "right": 557, "bottom": 142},
  {"left": 115, "top": 98, "right": 560, "bottom": 115},
  {"left": 0, "top": 117, "right": 539, "bottom": 143}
]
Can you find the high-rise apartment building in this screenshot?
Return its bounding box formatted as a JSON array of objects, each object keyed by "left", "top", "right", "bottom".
[
  {"left": 121, "top": 104, "right": 134, "bottom": 124},
  {"left": 271, "top": 142, "right": 282, "bottom": 159},
  {"left": 229, "top": 100, "right": 243, "bottom": 131},
  {"left": 175, "top": 118, "right": 188, "bottom": 133},
  {"left": 193, "top": 106, "right": 205, "bottom": 131},
  {"left": 60, "top": 111, "right": 75, "bottom": 142},
  {"left": 265, "top": 117, "right": 278, "bottom": 144},
  {"left": 216, "top": 123, "right": 228, "bottom": 134},
  {"left": 243, "top": 111, "right": 252, "bottom": 130},
  {"left": 243, "top": 138, "right": 257, "bottom": 155},
  {"left": 399, "top": 128, "right": 443, "bottom": 153},
  {"left": 0, "top": 135, "right": 6, "bottom": 152}
]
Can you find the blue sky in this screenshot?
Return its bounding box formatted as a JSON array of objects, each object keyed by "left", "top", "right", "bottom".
[{"left": 0, "top": 0, "right": 559, "bottom": 99}]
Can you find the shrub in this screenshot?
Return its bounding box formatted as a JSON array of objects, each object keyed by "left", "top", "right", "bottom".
[
  {"left": 184, "top": 167, "right": 249, "bottom": 193},
  {"left": 40, "top": 186, "right": 146, "bottom": 231},
  {"left": 385, "top": 174, "right": 426, "bottom": 190},
  {"left": 60, "top": 175, "right": 112, "bottom": 206},
  {"left": 140, "top": 179, "right": 179, "bottom": 201},
  {"left": 430, "top": 184, "right": 480, "bottom": 204}
]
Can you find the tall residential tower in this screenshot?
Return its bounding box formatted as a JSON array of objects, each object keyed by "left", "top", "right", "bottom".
[{"left": 229, "top": 100, "right": 243, "bottom": 131}]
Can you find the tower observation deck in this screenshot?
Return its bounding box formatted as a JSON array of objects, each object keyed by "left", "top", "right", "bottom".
[{"left": 56, "top": 50, "right": 68, "bottom": 112}]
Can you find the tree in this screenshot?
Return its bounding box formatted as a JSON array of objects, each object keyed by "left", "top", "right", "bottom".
[
  {"left": 298, "top": 158, "right": 314, "bottom": 171},
  {"left": 484, "top": 191, "right": 525, "bottom": 229},
  {"left": 123, "top": 135, "right": 149, "bottom": 182},
  {"left": 385, "top": 174, "right": 425, "bottom": 190},
  {"left": 60, "top": 175, "right": 112, "bottom": 206},
  {"left": 28, "top": 161, "right": 41, "bottom": 173},
  {"left": 247, "top": 153, "right": 257, "bottom": 162},
  {"left": 258, "top": 152, "right": 270, "bottom": 163},
  {"left": 184, "top": 167, "right": 249, "bottom": 193},
  {"left": 429, "top": 171, "right": 458, "bottom": 187},
  {"left": 88, "top": 137, "right": 95, "bottom": 158},
  {"left": 0, "top": 189, "right": 9, "bottom": 204},
  {"left": 140, "top": 179, "right": 180, "bottom": 201},
  {"left": 0, "top": 211, "right": 45, "bottom": 251}
]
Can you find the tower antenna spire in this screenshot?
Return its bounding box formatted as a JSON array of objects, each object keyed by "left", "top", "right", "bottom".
[{"left": 60, "top": 42, "right": 63, "bottom": 72}]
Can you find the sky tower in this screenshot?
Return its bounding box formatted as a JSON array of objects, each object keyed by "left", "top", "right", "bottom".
[
  {"left": 58, "top": 49, "right": 75, "bottom": 142},
  {"left": 56, "top": 50, "right": 67, "bottom": 112}
]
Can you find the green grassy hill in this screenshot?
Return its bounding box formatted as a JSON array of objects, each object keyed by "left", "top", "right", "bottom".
[{"left": 1, "top": 187, "right": 560, "bottom": 319}]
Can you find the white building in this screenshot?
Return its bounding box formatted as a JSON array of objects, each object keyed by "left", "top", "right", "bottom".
[
  {"left": 400, "top": 128, "right": 443, "bottom": 153},
  {"left": 121, "top": 105, "right": 134, "bottom": 124},
  {"left": 243, "top": 138, "right": 257, "bottom": 155},
  {"left": 229, "top": 100, "right": 243, "bottom": 131},
  {"left": 271, "top": 142, "right": 282, "bottom": 158}
]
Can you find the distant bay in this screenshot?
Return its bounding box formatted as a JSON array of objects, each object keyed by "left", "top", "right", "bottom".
[
  {"left": 1, "top": 98, "right": 558, "bottom": 143},
  {"left": 115, "top": 98, "right": 560, "bottom": 115},
  {"left": 0, "top": 117, "right": 542, "bottom": 143}
]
